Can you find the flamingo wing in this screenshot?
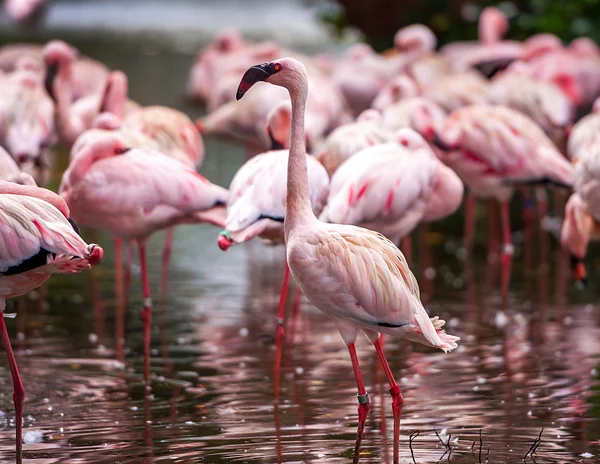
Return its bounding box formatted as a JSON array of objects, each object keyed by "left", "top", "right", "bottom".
[
  {"left": 290, "top": 224, "right": 457, "bottom": 351},
  {"left": 0, "top": 195, "right": 88, "bottom": 272}
]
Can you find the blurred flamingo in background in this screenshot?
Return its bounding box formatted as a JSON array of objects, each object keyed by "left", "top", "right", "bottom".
[
  {"left": 567, "top": 98, "right": 600, "bottom": 161},
  {"left": 0, "top": 181, "right": 103, "bottom": 464},
  {"left": 320, "top": 128, "right": 463, "bottom": 262},
  {"left": 434, "top": 105, "right": 574, "bottom": 302},
  {"left": 59, "top": 132, "right": 228, "bottom": 387},
  {"left": 236, "top": 56, "right": 458, "bottom": 464},
  {"left": 4, "top": 0, "right": 51, "bottom": 23}
]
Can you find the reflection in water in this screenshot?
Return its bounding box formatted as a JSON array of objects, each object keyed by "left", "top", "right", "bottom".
[{"left": 0, "top": 18, "right": 599, "bottom": 464}]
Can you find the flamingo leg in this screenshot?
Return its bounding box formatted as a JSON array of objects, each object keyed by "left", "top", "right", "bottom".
[
  {"left": 138, "top": 242, "right": 152, "bottom": 389},
  {"left": 401, "top": 234, "right": 412, "bottom": 265},
  {"left": 0, "top": 304, "right": 24, "bottom": 464},
  {"left": 373, "top": 336, "right": 403, "bottom": 464},
  {"left": 160, "top": 227, "right": 174, "bottom": 307},
  {"left": 464, "top": 193, "right": 477, "bottom": 251},
  {"left": 348, "top": 342, "right": 370, "bottom": 464},
  {"left": 289, "top": 287, "right": 302, "bottom": 347},
  {"left": 500, "top": 200, "right": 513, "bottom": 306},
  {"left": 124, "top": 239, "right": 135, "bottom": 309},
  {"left": 114, "top": 238, "right": 125, "bottom": 364},
  {"left": 274, "top": 264, "right": 291, "bottom": 402}
]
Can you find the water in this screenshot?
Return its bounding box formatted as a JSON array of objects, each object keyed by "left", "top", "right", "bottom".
[{"left": 1, "top": 2, "right": 600, "bottom": 463}]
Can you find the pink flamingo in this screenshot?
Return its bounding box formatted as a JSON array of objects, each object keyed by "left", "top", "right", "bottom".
[
  {"left": 561, "top": 140, "right": 600, "bottom": 286},
  {"left": 434, "top": 105, "right": 574, "bottom": 300},
  {"left": 486, "top": 70, "right": 574, "bottom": 135},
  {"left": 217, "top": 134, "right": 329, "bottom": 399},
  {"left": 0, "top": 181, "right": 103, "bottom": 463},
  {"left": 441, "top": 7, "right": 522, "bottom": 77},
  {"left": 315, "top": 109, "right": 394, "bottom": 177},
  {"left": 320, "top": 128, "right": 463, "bottom": 257},
  {"left": 236, "top": 57, "right": 459, "bottom": 463},
  {"left": 0, "top": 68, "right": 55, "bottom": 180},
  {"left": 422, "top": 70, "right": 489, "bottom": 113},
  {"left": 42, "top": 41, "right": 128, "bottom": 146},
  {"left": 59, "top": 132, "right": 228, "bottom": 386},
  {"left": 567, "top": 98, "right": 600, "bottom": 161},
  {"left": 392, "top": 24, "right": 451, "bottom": 90}
]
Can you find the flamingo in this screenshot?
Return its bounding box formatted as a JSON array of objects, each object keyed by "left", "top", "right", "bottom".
[
  {"left": 0, "top": 68, "right": 55, "bottom": 181},
  {"left": 567, "top": 98, "right": 600, "bottom": 161},
  {"left": 433, "top": 105, "right": 574, "bottom": 301},
  {"left": 0, "top": 147, "right": 35, "bottom": 185},
  {"left": 486, "top": 70, "right": 574, "bottom": 136},
  {"left": 59, "top": 132, "right": 228, "bottom": 387},
  {"left": 319, "top": 128, "right": 463, "bottom": 246},
  {"left": 315, "top": 109, "right": 394, "bottom": 177},
  {"left": 4, "top": 0, "right": 50, "bottom": 23},
  {"left": 217, "top": 132, "right": 329, "bottom": 399},
  {"left": 561, "top": 139, "right": 600, "bottom": 286},
  {"left": 236, "top": 57, "right": 458, "bottom": 464},
  {"left": 42, "top": 41, "right": 131, "bottom": 146},
  {"left": 0, "top": 181, "right": 103, "bottom": 464}
]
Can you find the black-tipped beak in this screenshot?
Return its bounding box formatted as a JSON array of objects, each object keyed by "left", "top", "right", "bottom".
[
  {"left": 268, "top": 127, "right": 284, "bottom": 150},
  {"left": 570, "top": 254, "right": 588, "bottom": 288},
  {"left": 473, "top": 57, "right": 516, "bottom": 79},
  {"left": 117, "top": 147, "right": 132, "bottom": 155},
  {"left": 236, "top": 62, "right": 279, "bottom": 100},
  {"left": 44, "top": 61, "right": 59, "bottom": 102}
]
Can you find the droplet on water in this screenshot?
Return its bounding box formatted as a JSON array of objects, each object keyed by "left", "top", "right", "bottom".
[
  {"left": 23, "top": 430, "right": 43, "bottom": 444},
  {"left": 239, "top": 327, "right": 249, "bottom": 337},
  {"left": 88, "top": 333, "right": 98, "bottom": 344}
]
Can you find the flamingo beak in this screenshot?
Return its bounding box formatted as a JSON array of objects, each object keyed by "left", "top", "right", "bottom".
[
  {"left": 236, "top": 62, "right": 279, "bottom": 100},
  {"left": 87, "top": 244, "right": 104, "bottom": 266},
  {"left": 44, "top": 61, "right": 59, "bottom": 101},
  {"left": 570, "top": 254, "right": 588, "bottom": 288}
]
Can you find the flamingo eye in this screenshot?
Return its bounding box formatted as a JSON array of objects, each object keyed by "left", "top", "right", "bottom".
[
  {"left": 400, "top": 138, "right": 409, "bottom": 146},
  {"left": 273, "top": 63, "right": 281, "bottom": 72}
]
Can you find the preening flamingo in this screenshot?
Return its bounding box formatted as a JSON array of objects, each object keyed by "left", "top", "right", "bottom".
[
  {"left": 0, "top": 181, "right": 103, "bottom": 464},
  {"left": 59, "top": 132, "right": 228, "bottom": 386},
  {"left": 236, "top": 57, "right": 458, "bottom": 464}
]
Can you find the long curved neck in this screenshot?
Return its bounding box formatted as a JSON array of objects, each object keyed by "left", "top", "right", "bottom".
[
  {"left": 284, "top": 79, "right": 313, "bottom": 238},
  {"left": 54, "top": 62, "right": 82, "bottom": 143}
]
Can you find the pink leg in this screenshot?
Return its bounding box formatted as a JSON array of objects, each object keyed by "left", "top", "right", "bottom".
[
  {"left": 464, "top": 194, "right": 477, "bottom": 251},
  {"left": 401, "top": 234, "right": 412, "bottom": 265},
  {"left": 274, "top": 264, "right": 291, "bottom": 401},
  {"left": 124, "top": 240, "right": 135, "bottom": 309},
  {"left": 114, "top": 238, "right": 125, "bottom": 364},
  {"left": 500, "top": 200, "right": 513, "bottom": 306},
  {"left": 374, "top": 337, "right": 403, "bottom": 464},
  {"left": 348, "top": 342, "right": 370, "bottom": 464},
  {"left": 160, "top": 227, "right": 174, "bottom": 307},
  {"left": 138, "top": 243, "right": 152, "bottom": 389},
  {"left": 289, "top": 287, "right": 302, "bottom": 347},
  {"left": 0, "top": 311, "right": 24, "bottom": 464}
]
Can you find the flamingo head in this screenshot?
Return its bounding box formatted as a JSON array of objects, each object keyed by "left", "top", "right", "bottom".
[
  {"left": 237, "top": 57, "right": 305, "bottom": 100},
  {"left": 394, "top": 24, "right": 436, "bottom": 54},
  {"left": 395, "top": 128, "right": 429, "bottom": 151},
  {"left": 218, "top": 230, "right": 233, "bottom": 251},
  {"left": 266, "top": 100, "right": 292, "bottom": 150},
  {"left": 479, "top": 7, "right": 509, "bottom": 45},
  {"left": 87, "top": 244, "right": 104, "bottom": 266},
  {"left": 570, "top": 254, "right": 588, "bottom": 288},
  {"left": 42, "top": 40, "right": 76, "bottom": 101}
]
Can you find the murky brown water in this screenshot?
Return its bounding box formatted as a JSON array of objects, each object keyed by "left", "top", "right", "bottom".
[{"left": 1, "top": 4, "right": 600, "bottom": 463}]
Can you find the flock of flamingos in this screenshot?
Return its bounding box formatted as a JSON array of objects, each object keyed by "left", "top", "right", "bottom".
[{"left": 1, "top": 4, "right": 600, "bottom": 463}]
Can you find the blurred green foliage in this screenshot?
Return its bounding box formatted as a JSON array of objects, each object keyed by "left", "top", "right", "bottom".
[{"left": 320, "top": 0, "right": 600, "bottom": 51}]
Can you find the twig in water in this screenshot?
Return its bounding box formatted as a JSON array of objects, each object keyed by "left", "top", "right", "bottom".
[
  {"left": 433, "top": 427, "right": 452, "bottom": 460},
  {"left": 479, "top": 428, "right": 483, "bottom": 463},
  {"left": 409, "top": 430, "right": 420, "bottom": 464},
  {"left": 523, "top": 428, "right": 544, "bottom": 461}
]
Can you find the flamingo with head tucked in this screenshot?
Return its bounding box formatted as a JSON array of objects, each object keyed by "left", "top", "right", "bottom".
[
  {"left": 236, "top": 56, "right": 458, "bottom": 464},
  {"left": 0, "top": 181, "right": 103, "bottom": 464},
  {"left": 59, "top": 132, "right": 228, "bottom": 387}
]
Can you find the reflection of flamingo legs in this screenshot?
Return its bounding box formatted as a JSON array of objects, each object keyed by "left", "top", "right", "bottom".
[
  {"left": 114, "top": 238, "right": 126, "bottom": 363},
  {"left": 500, "top": 200, "right": 513, "bottom": 306},
  {"left": 464, "top": 194, "right": 477, "bottom": 252},
  {"left": 274, "top": 265, "right": 291, "bottom": 401}
]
